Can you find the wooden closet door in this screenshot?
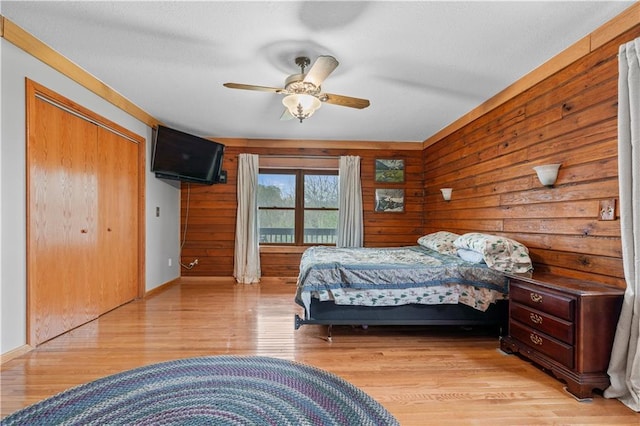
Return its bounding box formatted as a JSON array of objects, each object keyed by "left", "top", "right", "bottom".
[
  {"left": 97, "top": 127, "right": 139, "bottom": 313},
  {"left": 28, "top": 97, "right": 99, "bottom": 345}
]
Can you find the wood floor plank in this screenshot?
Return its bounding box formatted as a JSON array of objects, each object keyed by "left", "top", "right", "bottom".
[{"left": 1, "top": 277, "right": 637, "bottom": 424}]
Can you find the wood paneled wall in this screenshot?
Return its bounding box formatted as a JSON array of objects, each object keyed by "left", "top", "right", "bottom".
[
  {"left": 422, "top": 25, "right": 640, "bottom": 289},
  {"left": 181, "top": 24, "right": 639, "bottom": 287},
  {"left": 180, "top": 145, "right": 424, "bottom": 277}
]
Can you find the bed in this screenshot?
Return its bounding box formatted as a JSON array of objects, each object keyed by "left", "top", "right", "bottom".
[{"left": 294, "top": 232, "right": 534, "bottom": 337}]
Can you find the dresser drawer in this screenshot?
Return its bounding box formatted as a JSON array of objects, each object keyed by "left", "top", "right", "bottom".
[
  {"left": 510, "top": 302, "right": 574, "bottom": 344},
  {"left": 510, "top": 282, "right": 575, "bottom": 321},
  {"left": 509, "top": 320, "right": 574, "bottom": 369}
]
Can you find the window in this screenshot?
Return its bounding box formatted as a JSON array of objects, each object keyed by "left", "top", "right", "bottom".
[{"left": 258, "top": 169, "right": 338, "bottom": 245}]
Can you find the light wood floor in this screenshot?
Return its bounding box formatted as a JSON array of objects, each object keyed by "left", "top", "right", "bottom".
[{"left": 1, "top": 277, "right": 637, "bottom": 425}]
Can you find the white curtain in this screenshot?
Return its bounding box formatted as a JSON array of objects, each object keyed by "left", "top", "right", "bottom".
[
  {"left": 337, "top": 155, "right": 363, "bottom": 247},
  {"left": 604, "top": 37, "right": 640, "bottom": 412},
  {"left": 233, "top": 153, "right": 261, "bottom": 284}
]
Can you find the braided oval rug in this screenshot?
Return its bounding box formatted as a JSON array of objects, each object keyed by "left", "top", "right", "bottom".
[{"left": 2, "top": 355, "right": 398, "bottom": 425}]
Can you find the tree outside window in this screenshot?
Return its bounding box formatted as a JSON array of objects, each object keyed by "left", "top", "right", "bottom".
[{"left": 258, "top": 170, "right": 338, "bottom": 245}]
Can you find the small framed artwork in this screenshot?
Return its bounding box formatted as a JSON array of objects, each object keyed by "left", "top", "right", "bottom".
[
  {"left": 375, "top": 159, "right": 404, "bottom": 183},
  {"left": 375, "top": 188, "right": 405, "bottom": 212}
]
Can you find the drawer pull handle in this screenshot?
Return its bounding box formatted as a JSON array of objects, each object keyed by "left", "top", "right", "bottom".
[
  {"left": 530, "top": 313, "right": 543, "bottom": 324},
  {"left": 530, "top": 333, "right": 543, "bottom": 346},
  {"left": 530, "top": 292, "right": 543, "bottom": 303}
]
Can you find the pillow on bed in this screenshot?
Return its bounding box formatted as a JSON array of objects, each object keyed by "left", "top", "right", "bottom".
[
  {"left": 417, "top": 231, "right": 460, "bottom": 255},
  {"left": 453, "top": 233, "right": 533, "bottom": 273},
  {"left": 457, "top": 248, "right": 485, "bottom": 264}
]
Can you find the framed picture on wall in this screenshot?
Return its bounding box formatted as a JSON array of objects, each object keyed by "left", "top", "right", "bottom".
[
  {"left": 375, "top": 188, "right": 405, "bottom": 212},
  {"left": 375, "top": 159, "right": 404, "bottom": 183}
]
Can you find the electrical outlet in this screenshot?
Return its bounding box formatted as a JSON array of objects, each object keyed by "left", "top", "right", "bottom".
[
  {"left": 168, "top": 258, "right": 172, "bottom": 267},
  {"left": 599, "top": 199, "right": 616, "bottom": 221}
]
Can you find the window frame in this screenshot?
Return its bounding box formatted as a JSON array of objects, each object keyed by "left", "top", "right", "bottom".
[{"left": 258, "top": 168, "right": 339, "bottom": 246}]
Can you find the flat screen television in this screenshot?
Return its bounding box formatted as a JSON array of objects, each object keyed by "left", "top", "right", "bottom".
[{"left": 151, "top": 125, "right": 225, "bottom": 185}]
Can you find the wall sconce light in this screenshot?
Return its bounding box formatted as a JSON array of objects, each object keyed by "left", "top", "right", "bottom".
[
  {"left": 533, "top": 164, "right": 561, "bottom": 187},
  {"left": 440, "top": 188, "right": 453, "bottom": 201}
]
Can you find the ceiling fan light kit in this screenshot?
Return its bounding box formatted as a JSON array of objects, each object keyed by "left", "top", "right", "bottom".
[
  {"left": 224, "top": 55, "right": 370, "bottom": 123},
  {"left": 282, "top": 93, "right": 322, "bottom": 123}
]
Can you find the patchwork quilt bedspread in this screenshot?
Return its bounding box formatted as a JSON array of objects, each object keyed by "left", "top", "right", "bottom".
[{"left": 296, "top": 245, "right": 508, "bottom": 315}]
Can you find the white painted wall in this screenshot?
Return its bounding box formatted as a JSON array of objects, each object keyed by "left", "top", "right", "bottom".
[
  {"left": 0, "top": 38, "right": 181, "bottom": 355},
  {"left": 0, "top": 24, "right": 4, "bottom": 354}
]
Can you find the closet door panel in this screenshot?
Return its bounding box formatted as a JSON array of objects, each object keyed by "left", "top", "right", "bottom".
[
  {"left": 28, "top": 97, "right": 99, "bottom": 345},
  {"left": 97, "top": 127, "right": 139, "bottom": 313}
]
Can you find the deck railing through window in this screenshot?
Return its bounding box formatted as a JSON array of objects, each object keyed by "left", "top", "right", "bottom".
[{"left": 259, "top": 228, "right": 336, "bottom": 244}]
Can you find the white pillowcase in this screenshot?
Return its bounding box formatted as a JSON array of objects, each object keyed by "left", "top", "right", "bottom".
[{"left": 457, "top": 248, "right": 485, "bottom": 264}]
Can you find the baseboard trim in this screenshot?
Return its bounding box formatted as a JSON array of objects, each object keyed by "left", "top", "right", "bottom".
[
  {"left": 179, "top": 276, "right": 298, "bottom": 285},
  {"left": 1, "top": 344, "right": 34, "bottom": 365},
  {"left": 144, "top": 277, "right": 181, "bottom": 298}
]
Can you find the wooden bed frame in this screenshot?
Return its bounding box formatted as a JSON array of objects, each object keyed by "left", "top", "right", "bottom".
[{"left": 294, "top": 297, "right": 509, "bottom": 337}]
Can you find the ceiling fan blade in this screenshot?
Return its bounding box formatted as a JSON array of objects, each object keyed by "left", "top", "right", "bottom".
[
  {"left": 223, "top": 83, "right": 283, "bottom": 93},
  {"left": 303, "top": 56, "right": 339, "bottom": 87},
  {"left": 323, "top": 93, "right": 370, "bottom": 109},
  {"left": 280, "top": 108, "right": 294, "bottom": 121}
]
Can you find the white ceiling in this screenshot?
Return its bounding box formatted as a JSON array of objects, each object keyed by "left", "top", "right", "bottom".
[{"left": 1, "top": 1, "right": 634, "bottom": 142}]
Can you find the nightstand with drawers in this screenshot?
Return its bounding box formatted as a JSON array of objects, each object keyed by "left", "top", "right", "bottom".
[{"left": 499, "top": 273, "right": 624, "bottom": 400}]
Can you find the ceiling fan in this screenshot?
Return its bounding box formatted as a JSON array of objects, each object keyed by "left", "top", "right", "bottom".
[{"left": 224, "top": 55, "right": 370, "bottom": 123}]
